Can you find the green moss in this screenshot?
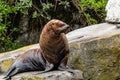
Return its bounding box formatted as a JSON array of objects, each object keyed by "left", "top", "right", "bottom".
[
  {"left": 69, "top": 33, "right": 120, "bottom": 80},
  {"left": 94, "top": 71, "right": 119, "bottom": 80},
  {"left": 21, "top": 76, "right": 44, "bottom": 80},
  {"left": 0, "top": 59, "right": 14, "bottom": 72}
]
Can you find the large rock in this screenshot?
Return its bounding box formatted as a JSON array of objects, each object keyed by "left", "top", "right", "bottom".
[
  {"left": 67, "top": 23, "right": 120, "bottom": 80},
  {"left": 105, "top": 0, "right": 120, "bottom": 23},
  {"left": 1, "top": 23, "right": 120, "bottom": 80}
]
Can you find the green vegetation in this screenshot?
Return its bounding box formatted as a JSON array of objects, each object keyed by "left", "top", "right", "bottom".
[
  {"left": 0, "top": 0, "right": 20, "bottom": 52},
  {"left": 0, "top": 0, "right": 108, "bottom": 52},
  {"left": 72, "top": 0, "right": 107, "bottom": 26}
]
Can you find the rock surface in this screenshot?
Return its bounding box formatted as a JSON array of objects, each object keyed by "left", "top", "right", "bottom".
[
  {"left": 66, "top": 23, "right": 120, "bottom": 43},
  {"left": 1, "top": 23, "right": 120, "bottom": 80},
  {"left": 67, "top": 23, "right": 120, "bottom": 80},
  {"left": 105, "top": 0, "right": 120, "bottom": 23},
  {"left": 0, "top": 70, "right": 83, "bottom": 80}
]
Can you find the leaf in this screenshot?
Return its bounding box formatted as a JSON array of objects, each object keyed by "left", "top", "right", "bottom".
[{"left": 32, "top": 11, "right": 38, "bottom": 18}]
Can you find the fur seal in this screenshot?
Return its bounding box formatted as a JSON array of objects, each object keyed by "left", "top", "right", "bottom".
[
  {"left": 4, "top": 19, "right": 70, "bottom": 80},
  {"left": 39, "top": 19, "right": 70, "bottom": 72}
]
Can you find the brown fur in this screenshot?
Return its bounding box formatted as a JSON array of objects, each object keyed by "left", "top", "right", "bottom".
[
  {"left": 4, "top": 19, "right": 70, "bottom": 80},
  {"left": 40, "top": 19, "right": 69, "bottom": 68}
]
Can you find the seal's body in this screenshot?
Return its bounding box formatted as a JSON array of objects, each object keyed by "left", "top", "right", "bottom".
[{"left": 5, "top": 19, "right": 70, "bottom": 80}]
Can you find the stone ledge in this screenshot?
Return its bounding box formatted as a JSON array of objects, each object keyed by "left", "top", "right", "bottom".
[{"left": 1, "top": 70, "right": 83, "bottom": 80}]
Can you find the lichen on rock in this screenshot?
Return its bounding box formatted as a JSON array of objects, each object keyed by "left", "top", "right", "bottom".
[
  {"left": 68, "top": 25, "right": 120, "bottom": 80},
  {"left": 0, "top": 59, "right": 14, "bottom": 73}
]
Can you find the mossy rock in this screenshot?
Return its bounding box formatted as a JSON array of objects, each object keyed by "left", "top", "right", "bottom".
[{"left": 67, "top": 23, "right": 120, "bottom": 80}]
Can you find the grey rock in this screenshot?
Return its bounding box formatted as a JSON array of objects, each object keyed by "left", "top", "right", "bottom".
[
  {"left": 0, "top": 70, "right": 83, "bottom": 80},
  {"left": 105, "top": 0, "right": 120, "bottom": 23},
  {"left": 68, "top": 23, "right": 120, "bottom": 80}
]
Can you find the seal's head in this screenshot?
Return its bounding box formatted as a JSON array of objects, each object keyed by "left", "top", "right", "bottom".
[{"left": 46, "top": 19, "right": 69, "bottom": 34}]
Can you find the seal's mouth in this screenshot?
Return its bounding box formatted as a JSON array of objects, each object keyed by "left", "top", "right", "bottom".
[
  {"left": 63, "top": 25, "right": 70, "bottom": 30},
  {"left": 60, "top": 24, "right": 70, "bottom": 33},
  {"left": 55, "top": 24, "right": 70, "bottom": 34}
]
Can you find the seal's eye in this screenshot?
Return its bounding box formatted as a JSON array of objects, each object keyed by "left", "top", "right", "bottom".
[{"left": 58, "top": 23, "right": 65, "bottom": 27}]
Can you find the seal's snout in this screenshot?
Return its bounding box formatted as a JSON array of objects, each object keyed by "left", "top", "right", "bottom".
[
  {"left": 64, "top": 25, "right": 70, "bottom": 29},
  {"left": 66, "top": 25, "right": 70, "bottom": 28}
]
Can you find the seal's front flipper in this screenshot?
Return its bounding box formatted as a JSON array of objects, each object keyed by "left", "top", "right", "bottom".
[
  {"left": 35, "top": 63, "right": 54, "bottom": 75},
  {"left": 58, "top": 64, "right": 74, "bottom": 75}
]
